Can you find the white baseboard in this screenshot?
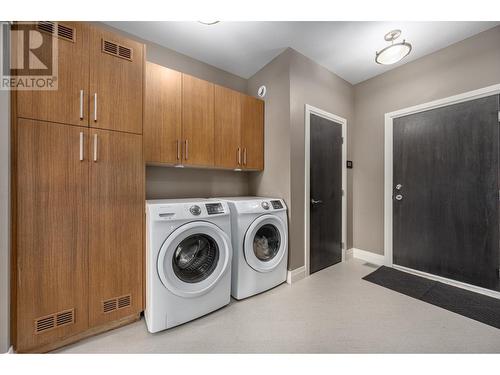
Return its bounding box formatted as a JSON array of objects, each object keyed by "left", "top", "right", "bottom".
[
  {"left": 351, "top": 248, "right": 385, "bottom": 266},
  {"left": 345, "top": 248, "right": 353, "bottom": 260},
  {"left": 286, "top": 266, "right": 306, "bottom": 284}
]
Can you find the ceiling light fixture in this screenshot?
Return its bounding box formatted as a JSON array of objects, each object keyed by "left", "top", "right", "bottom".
[
  {"left": 375, "top": 29, "right": 412, "bottom": 65},
  {"left": 198, "top": 20, "right": 220, "bottom": 25}
]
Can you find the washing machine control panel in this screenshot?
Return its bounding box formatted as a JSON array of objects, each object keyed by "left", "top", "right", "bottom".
[
  {"left": 206, "top": 203, "right": 225, "bottom": 215},
  {"left": 189, "top": 205, "right": 202, "bottom": 216},
  {"left": 271, "top": 200, "right": 283, "bottom": 209},
  {"left": 261, "top": 201, "right": 270, "bottom": 210}
]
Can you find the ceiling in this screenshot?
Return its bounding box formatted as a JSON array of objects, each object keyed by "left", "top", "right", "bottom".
[{"left": 107, "top": 21, "right": 499, "bottom": 84}]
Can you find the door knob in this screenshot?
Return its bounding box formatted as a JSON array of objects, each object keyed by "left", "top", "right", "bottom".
[
  {"left": 311, "top": 198, "right": 323, "bottom": 205},
  {"left": 395, "top": 194, "right": 403, "bottom": 201}
]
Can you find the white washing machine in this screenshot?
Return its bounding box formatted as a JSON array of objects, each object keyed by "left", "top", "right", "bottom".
[
  {"left": 219, "top": 197, "right": 288, "bottom": 300},
  {"left": 145, "top": 199, "right": 232, "bottom": 333}
]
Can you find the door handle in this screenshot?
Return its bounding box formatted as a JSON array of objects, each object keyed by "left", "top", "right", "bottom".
[
  {"left": 79, "top": 132, "right": 84, "bottom": 161},
  {"left": 79, "top": 90, "right": 84, "bottom": 120},
  {"left": 395, "top": 194, "right": 403, "bottom": 201},
  {"left": 93, "top": 134, "right": 98, "bottom": 162},
  {"left": 93, "top": 93, "right": 98, "bottom": 122},
  {"left": 311, "top": 198, "right": 323, "bottom": 205},
  {"left": 184, "top": 140, "right": 188, "bottom": 160},
  {"left": 243, "top": 147, "right": 247, "bottom": 166},
  {"left": 177, "top": 140, "right": 181, "bottom": 160},
  {"left": 237, "top": 147, "right": 241, "bottom": 165}
]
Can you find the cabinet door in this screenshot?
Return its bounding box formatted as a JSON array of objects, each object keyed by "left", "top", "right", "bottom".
[
  {"left": 15, "top": 22, "right": 89, "bottom": 127},
  {"left": 182, "top": 74, "right": 215, "bottom": 167},
  {"left": 214, "top": 85, "right": 241, "bottom": 169},
  {"left": 16, "top": 119, "right": 89, "bottom": 352},
  {"left": 241, "top": 95, "right": 264, "bottom": 170},
  {"left": 89, "top": 129, "right": 144, "bottom": 327},
  {"left": 89, "top": 26, "right": 144, "bottom": 134},
  {"left": 144, "top": 62, "right": 182, "bottom": 164}
]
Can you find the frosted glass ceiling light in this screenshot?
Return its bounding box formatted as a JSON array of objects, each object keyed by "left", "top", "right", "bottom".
[
  {"left": 198, "top": 20, "right": 220, "bottom": 25},
  {"left": 375, "top": 29, "right": 412, "bottom": 65}
]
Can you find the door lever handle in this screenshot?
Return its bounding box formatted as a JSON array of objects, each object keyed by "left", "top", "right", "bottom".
[{"left": 311, "top": 199, "right": 323, "bottom": 205}]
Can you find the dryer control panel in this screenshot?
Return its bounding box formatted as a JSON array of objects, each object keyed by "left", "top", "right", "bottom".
[
  {"left": 271, "top": 200, "right": 283, "bottom": 209},
  {"left": 206, "top": 203, "right": 225, "bottom": 215}
]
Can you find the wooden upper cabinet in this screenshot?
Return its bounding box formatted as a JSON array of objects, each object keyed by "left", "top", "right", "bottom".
[
  {"left": 15, "top": 119, "right": 89, "bottom": 352},
  {"left": 215, "top": 85, "right": 241, "bottom": 169},
  {"left": 89, "top": 26, "right": 144, "bottom": 134},
  {"left": 241, "top": 95, "right": 265, "bottom": 170},
  {"left": 182, "top": 74, "right": 215, "bottom": 167},
  {"left": 88, "top": 129, "right": 144, "bottom": 327},
  {"left": 15, "top": 22, "right": 90, "bottom": 127},
  {"left": 144, "top": 62, "right": 182, "bottom": 164}
]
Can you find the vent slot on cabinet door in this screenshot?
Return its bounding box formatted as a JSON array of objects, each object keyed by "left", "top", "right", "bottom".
[
  {"left": 102, "top": 294, "right": 132, "bottom": 314},
  {"left": 34, "top": 309, "right": 75, "bottom": 334},
  {"left": 37, "top": 21, "right": 75, "bottom": 43},
  {"left": 101, "top": 39, "right": 133, "bottom": 61}
]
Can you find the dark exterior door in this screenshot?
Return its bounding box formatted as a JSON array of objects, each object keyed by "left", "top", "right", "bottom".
[
  {"left": 393, "top": 95, "right": 500, "bottom": 291},
  {"left": 310, "top": 114, "right": 343, "bottom": 274}
]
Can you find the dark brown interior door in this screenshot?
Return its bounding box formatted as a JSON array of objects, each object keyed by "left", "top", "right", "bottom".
[
  {"left": 393, "top": 95, "right": 500, "bottom": 291},
  {"left": 310, "top": 114, "right": 343, "bottom": 274}
]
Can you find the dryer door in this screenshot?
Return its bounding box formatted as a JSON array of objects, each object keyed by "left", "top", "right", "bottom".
[
  {"left": 243, "top": 214, "right": 287, "bottom": 273},
  {"left": 157, "top": 221, "right": 231, "bottom": 298}
]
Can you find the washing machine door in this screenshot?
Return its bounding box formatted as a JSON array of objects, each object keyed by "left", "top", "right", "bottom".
[
  {"left": 243, "top": 214, "right": 287, "bottom": 273},
  {"left": 157, "top": 221, "right": 231, "bottom": 298}
]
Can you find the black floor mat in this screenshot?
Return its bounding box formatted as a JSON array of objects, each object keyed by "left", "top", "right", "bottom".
[{"left": 363, "top": 266, "right": 500, "bottom": 329}]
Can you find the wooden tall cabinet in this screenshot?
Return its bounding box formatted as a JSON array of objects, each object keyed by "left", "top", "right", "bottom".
[
  {"left": 14, "top": 22, "right": 90, "bottom": 127},
  {"left": 89, "top": 130, "right": 144, "bottom": 327},
  {"left": 15, "top": 119, "right": 89, "bottom": 352},
  {"left": 89, "top": 27, "right": 144, "bottom": 134},
  {"left": 12, "top": 22, "right": 144, "bottom": 353}
]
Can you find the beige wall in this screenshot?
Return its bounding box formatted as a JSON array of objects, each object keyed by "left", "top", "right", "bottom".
[
  {"left": 1, "top": 22, "right": 11, "bottom": 353},
  {"left": 352, "top": 26, "right": 500, "bottom": 255},
  {"left": 101, "top": 23, "right": 250, "bottom": 201},
  {"left": 247, "top": 48, "right": 355, "bottom": 270}
]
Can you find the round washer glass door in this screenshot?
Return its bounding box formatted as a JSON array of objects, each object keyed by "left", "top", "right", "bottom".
[
  {"left": 243, "top": 214, "right": 287, "bottom": 272},
  {"left": 157, "top": 221, "right": 231, "bottom": 298}
]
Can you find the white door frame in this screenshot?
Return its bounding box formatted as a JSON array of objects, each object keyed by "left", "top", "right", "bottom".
[
  {"left": 304, "top": 104, "right": 347, "bottom": 277},
  {"left": 384, "top": 83, "right": 500, "bottom": 299}
]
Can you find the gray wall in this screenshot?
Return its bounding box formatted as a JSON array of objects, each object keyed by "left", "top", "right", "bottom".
[
  {"left": 288, "top": 50, "right": 354, "bottom": 269},
  {"left": 352, "top": 26, "right": 500, "bottom": 255},
  {"left": 1, "top": 22, "right": 11, "bottom": 353},
  {"left": 101, "top": 22, "right": 250, "bottom": 201},
  {"left": 247, "top": 48, "right": 355, "bottom": 270},
  {"left": 247, "top": 49, "right": 292, "bottom": 207}
]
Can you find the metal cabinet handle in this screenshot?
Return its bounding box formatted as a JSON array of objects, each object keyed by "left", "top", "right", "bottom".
[
  {"left": 93, "top": 93, "right": 98, "bottom": 122},
  {"left": 184, "top": 140, "right": 188, "bottom": 160},
  {"left": 237, "top": 147, "right": 241, "bottom": 165},
  {"left": 177, "top": 140, "right": 181, "bottom": 160},
  {"left": 243, "top": 148, "right": 247, "bottom": 166},
  {"left": 93, "top": 134, "right": 98, "bottom": 162},
  {"left": 311, "top": 198, "right": 323, "bottom": 205},
  {"left": 79, "top": 90, "right": 84, "bottom": 120},
  {"left": 79, "top": 132, "right": 84, "bottom": 161}
]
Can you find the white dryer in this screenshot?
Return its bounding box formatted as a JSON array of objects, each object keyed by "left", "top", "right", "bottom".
[
  {"left": 220, "top": 197, "right": 288, "bottom": 300},
  {"left": 145, "top": 199, "right": 232, "bottom": 333}
]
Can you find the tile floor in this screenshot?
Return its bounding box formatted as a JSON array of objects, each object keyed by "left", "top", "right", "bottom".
[{"left": 56, "top": 259, "right": 500, "bottom": 353}]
